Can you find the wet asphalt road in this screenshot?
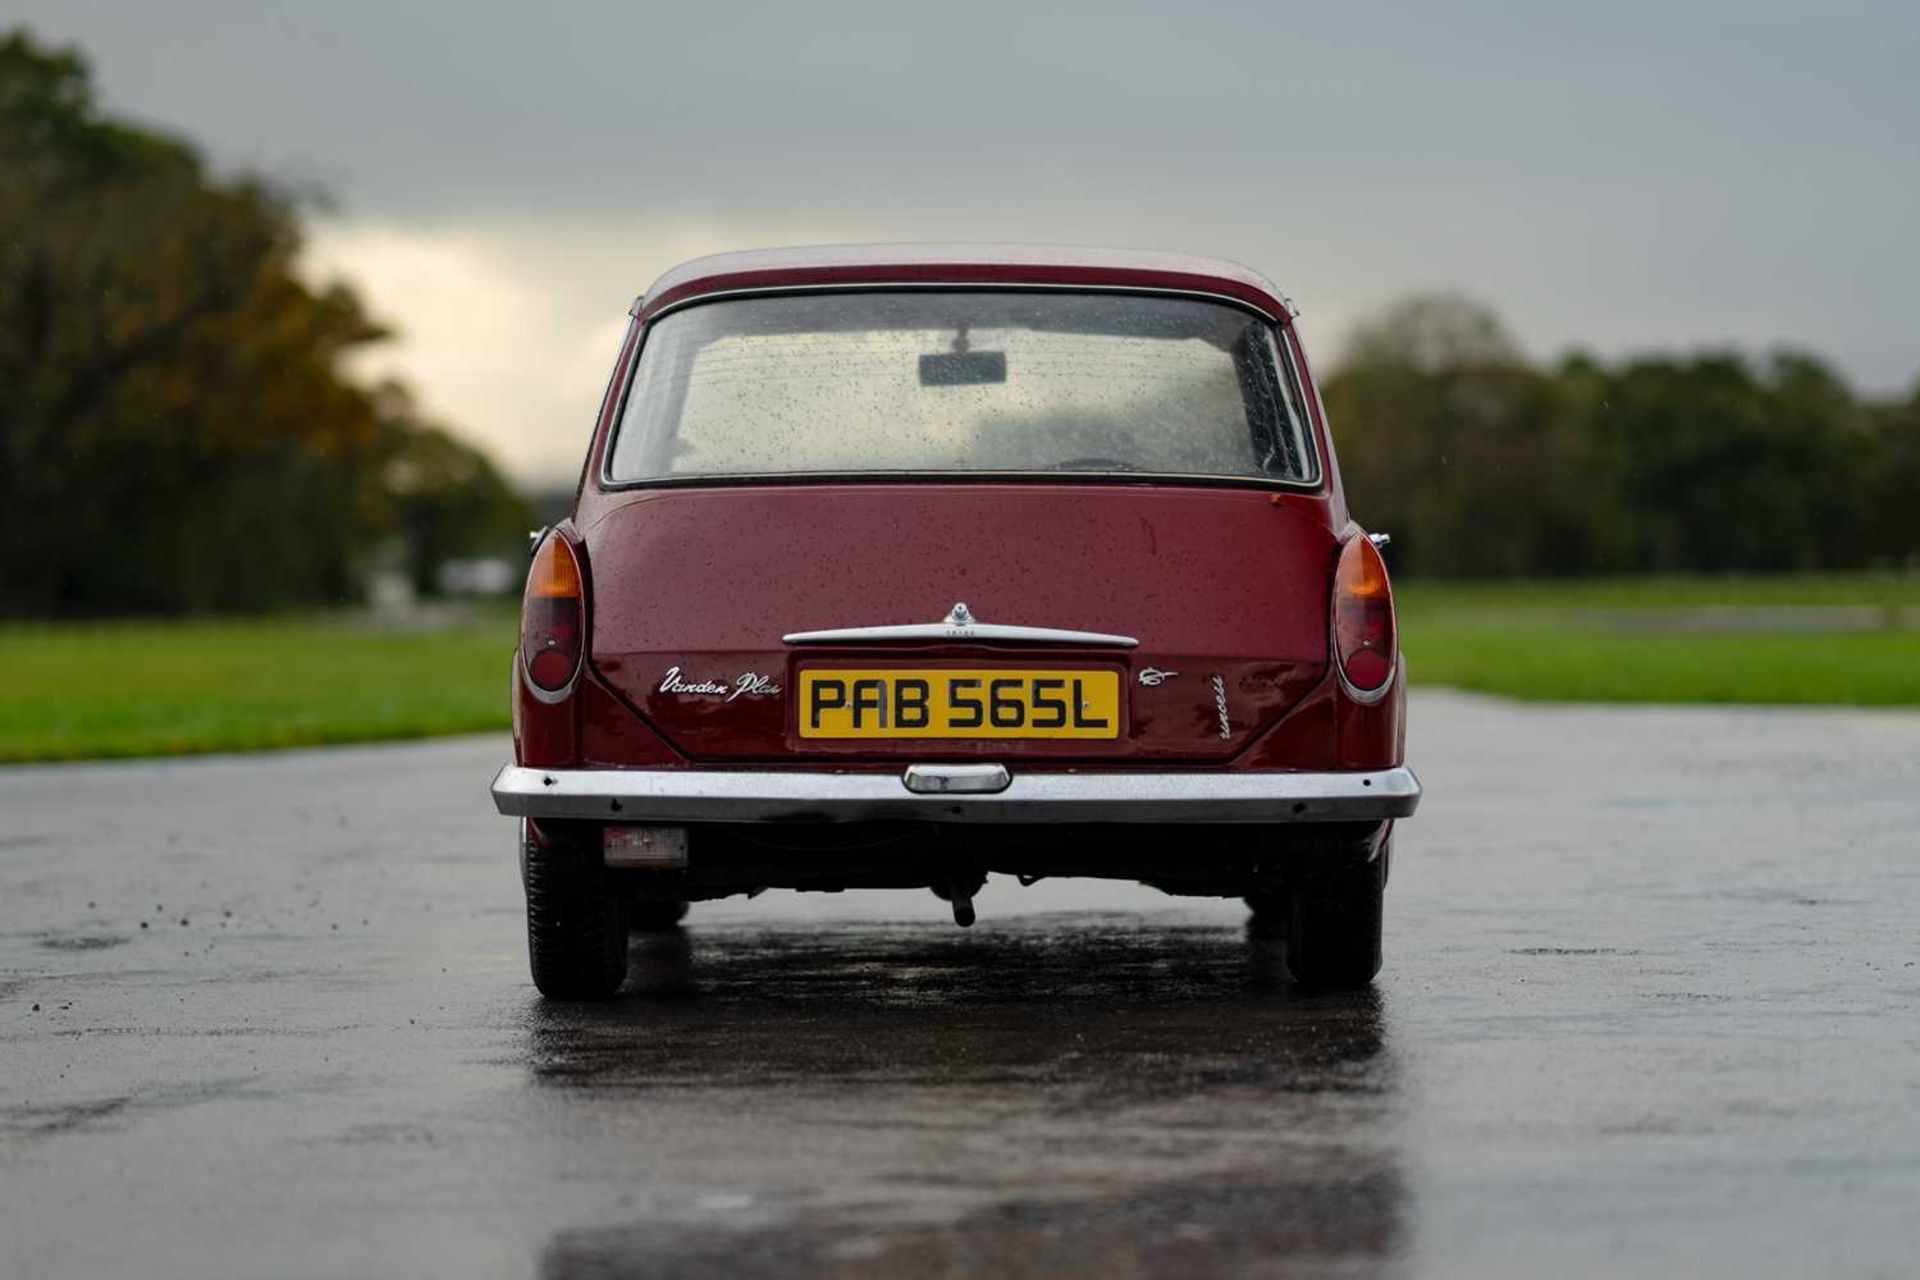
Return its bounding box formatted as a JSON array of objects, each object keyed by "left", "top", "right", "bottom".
[{"left": 3, "top": 690, "right": 1918, "bottom": 1279}]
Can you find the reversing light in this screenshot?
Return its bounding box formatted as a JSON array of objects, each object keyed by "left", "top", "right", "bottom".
[
  {"left": 522, "top": 534, "right": 584, "bottom": 695},
  {"left": 1333, "top": 534, "right": 1396, "bottom": 696}
]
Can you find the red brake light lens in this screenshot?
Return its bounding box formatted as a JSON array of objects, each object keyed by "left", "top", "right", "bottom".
[
  {"left": 522, "top": 535, "right": 584, "bottom": 694},
  {"left": 1333, "top": 535, "right": 1396, "bottom": 694}
]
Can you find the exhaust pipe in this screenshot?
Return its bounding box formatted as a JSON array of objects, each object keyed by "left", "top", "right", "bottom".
[{"left": 932, "top": 871, "right": 982, "bottom": 928}]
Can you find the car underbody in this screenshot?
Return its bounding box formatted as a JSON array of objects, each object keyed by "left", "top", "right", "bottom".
[
  {"left": 496, "top": 760, "right": 1415, "bottom": 924},
  {"left": 525, "top": 815, "right": 1393, "bottom": 907}
]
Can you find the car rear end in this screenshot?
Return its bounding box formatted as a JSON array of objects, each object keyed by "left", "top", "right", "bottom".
[{"left": 493, "top": 247, "right": 1418, "bottom": 996}]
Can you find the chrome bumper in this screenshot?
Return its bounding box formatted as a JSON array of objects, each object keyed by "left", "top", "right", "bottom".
[{"left": 490, "top": 764, "right": 1420, "bottom": 825}]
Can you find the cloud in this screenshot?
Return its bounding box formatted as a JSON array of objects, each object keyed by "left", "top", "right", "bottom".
[{"left": 303, "top": 220, "right": 657, "bottom": 485}]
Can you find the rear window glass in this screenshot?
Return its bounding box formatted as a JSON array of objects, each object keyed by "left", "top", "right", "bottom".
[{"left": 605, "top": 291, "right": 1317, "bottom": 485}]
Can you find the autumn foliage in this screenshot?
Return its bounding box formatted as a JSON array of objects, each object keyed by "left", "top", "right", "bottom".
[{"left": 0, "top": 30, "right": 528, "bottom": 616}]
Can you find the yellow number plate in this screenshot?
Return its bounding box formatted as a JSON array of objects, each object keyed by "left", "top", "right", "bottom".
[{"left": 798, "top": 669, "right": 1121, "bottom": 739}]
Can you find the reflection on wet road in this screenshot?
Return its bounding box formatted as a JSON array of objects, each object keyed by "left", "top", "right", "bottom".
[
  {"left": 3, "top": 691, "right": 1919, "bottom": 1278},
  {"left": 534, "top": 926, "right": 1401, "bottom": 1278}
]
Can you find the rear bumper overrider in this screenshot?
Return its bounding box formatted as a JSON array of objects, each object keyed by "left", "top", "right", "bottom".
[{"left": 490, "top": 764, "right": 1420, "bottom": 825}]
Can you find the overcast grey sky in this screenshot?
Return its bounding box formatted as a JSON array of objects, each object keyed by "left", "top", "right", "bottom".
[{"left": 18, "top": 0, "right": 1920, "bottom": 483}]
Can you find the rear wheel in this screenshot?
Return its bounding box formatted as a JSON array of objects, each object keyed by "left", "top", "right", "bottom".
[
  {"left": 1284, "top": 831, "right": 1387, "bottom": 989},
  {"left": 1245, "top": 827, "right": 1388, "bottom": 989},
  {"left": 522, "top": 823, "right": 628, "bottom": 999}
]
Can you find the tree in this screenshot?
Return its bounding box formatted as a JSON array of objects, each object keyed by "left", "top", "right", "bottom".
[
  {"left": 371, "top": 386, "right": 535, "bottom": 596},
  {"left": 0, "top": 29, "right": 528, "bottom": 615},
  {"left": 1325, "top": 295, "right": 1615, "bottom": 576},
  {"left": 1597, "top": 351, "right": 1867, "bottom": 573},
  {"left": 1324, "top": 295, "right": 1909, "bottom": 577},
  {"left": 1862, "top": 388, "right": 1920, "bottom": 567}
]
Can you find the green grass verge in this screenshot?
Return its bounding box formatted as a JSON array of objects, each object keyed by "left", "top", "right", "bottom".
[
  {"left": 0, "top": 614, "right": 517, "bottom": 764},
  {"left": 1399, "top": 573, "right": 1920, "bottom": 706}
]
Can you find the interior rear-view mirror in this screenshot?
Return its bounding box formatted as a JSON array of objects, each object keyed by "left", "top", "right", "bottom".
[{"left": 919, "top": 350, "right": 1007, "bottom": 386}]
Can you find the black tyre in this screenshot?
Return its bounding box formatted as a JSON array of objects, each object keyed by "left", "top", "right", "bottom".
[
  {"left": 629, "top": 899, "right": 689, "bottom": 933},
  {"left": 1282, "top": 830, "right": 1387, "bottom": 989},
  {"left": 522, "top": 823, "right": 628, "bottom": 999}
]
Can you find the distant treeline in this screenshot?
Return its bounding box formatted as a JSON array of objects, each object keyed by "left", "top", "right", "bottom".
[
  {"left": 1325, "top": 296, "right": 1920, "bottom": 577},
  {"left": 0, "top": 30, "right": 529, "bottom": 617}
]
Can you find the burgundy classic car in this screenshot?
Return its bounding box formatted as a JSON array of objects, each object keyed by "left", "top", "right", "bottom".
[{"left": 492, "top": 244, "right": 1420, "bottom": 997}]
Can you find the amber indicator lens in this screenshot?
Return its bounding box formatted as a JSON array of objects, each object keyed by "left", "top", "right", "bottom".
[
  {"left": 1333, "top": 536, "right": 1395, "bottom": 692},
  {"left": 522, "top": 535, "right": 584, "bottom": 693}
]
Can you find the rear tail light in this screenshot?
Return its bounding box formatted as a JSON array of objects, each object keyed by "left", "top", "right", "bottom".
[
  {"left": 522, "top": 534, "right": 584, "bottom": 696},
  {"left": 1333, "top": 534, "right": 1396, "bottom": 697}
]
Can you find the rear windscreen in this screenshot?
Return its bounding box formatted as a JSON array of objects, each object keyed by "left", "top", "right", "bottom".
[{"left": 605, "top": 290, "right": 1318, "bottom": 485}]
